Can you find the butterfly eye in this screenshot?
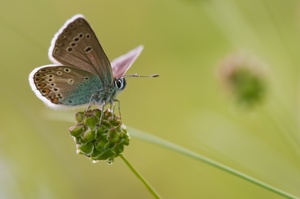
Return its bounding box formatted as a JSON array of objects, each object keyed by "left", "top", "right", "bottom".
[{"left": 114, "top": 78, "right": 126, "bottom": 90}]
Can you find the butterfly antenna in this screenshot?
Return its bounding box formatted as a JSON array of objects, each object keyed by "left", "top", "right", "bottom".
[{"left": 124, "top": 74, "right": 159, "bottom": 78}]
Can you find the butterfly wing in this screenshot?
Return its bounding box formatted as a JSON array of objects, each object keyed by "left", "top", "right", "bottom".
[
  {"left": 111, "top": 45, "right": 144, "bottom": 78},
  {"left": 29, "top": 65, "right": 102, "bottom": 109},
  {"left": 48, "top": 14, "right": 113, "bottom": 86}
]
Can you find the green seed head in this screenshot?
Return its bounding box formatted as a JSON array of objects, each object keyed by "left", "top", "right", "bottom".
[{"left": 68, "top": 109, "right": 130, "bottom": 164}]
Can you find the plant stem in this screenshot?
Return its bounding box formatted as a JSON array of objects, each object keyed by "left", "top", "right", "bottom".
[
  {"left": 120, "top": 154, "right": 161, "bottom": 199},
  {"left": 128, "top": 127, "right": 299, "bottom": 199}
]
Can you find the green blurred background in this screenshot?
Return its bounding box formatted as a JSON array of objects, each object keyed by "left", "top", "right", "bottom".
[{"left": 1, "top": 0, "right": 300, "bottom": 198}]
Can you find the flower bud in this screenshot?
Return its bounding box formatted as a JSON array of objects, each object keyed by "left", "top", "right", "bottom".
[
  {"left": 77, "top": 142, "right": 94, "bottom": 156},
  {"left": 69, "top": 125, "right": 85, "bottom": 137},
  {"left": 75, "top": 112, "right": 84, "bottom": 123},
  {"left": 82, "top": 130, "right": 97, "bottom": 142}
]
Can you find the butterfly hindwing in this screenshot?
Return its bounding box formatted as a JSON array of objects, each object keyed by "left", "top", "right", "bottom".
[{"left": 31, "top": 65, "right": 102, "bottom": 108}]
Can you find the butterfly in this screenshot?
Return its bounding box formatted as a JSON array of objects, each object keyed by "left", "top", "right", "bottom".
[{"left": 29, "top": 14, "right": 157, "bottom": 112}]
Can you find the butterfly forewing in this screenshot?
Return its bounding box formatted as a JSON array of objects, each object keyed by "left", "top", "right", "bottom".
[{"left": 50, "top": 15, "right": 113, "bottom": 86}]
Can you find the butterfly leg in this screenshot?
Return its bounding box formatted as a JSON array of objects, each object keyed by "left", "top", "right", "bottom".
[
  {"left": 110, "top": 102, "right": 115, "bottom": 117},
  {"left": 83, "top": 94, "right": 98, "bottom": 116},
  {"left": 86, "top": 93, "right": 98, "bottom": 110},
  {"left": 113, "top": 99, "right": 122, "bottom": 121},
  {"left": 98, "top": 100, "right": 106, "bottom": 124}
]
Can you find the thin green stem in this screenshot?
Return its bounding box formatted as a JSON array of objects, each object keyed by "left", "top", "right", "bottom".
[
  {"left": 128, "top": 127, "right": 299, "bottom": 199},
  {"left": 119, "top": 154, "right": 161, "bottom": 199}
]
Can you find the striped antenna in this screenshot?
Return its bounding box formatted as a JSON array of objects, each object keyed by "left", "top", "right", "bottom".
[{"left": 124, "top": 74, "right": 159, "bottom": 78}]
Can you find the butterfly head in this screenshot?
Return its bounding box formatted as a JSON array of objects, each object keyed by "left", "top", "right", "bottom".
[{"left": 114, "top": 77, "right": 127, "bottom": 94}]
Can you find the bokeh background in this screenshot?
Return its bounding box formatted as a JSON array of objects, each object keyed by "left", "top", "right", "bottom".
[{"left": 1, "top": 0, "right": 300, "bottom": 198}]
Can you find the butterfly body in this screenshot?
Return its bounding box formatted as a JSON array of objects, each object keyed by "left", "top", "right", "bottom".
[{"left": 29, "top": 14, "right": 142, "bottom": 109}]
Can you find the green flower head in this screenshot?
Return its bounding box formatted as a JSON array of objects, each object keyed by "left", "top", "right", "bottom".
[{"left": 69, "top": 109, "right": 130, "bottom": 164}]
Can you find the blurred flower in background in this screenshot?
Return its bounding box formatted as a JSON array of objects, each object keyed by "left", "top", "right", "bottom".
[{"left": 218, "top": 52, "right": 267, "bottom": 108}]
